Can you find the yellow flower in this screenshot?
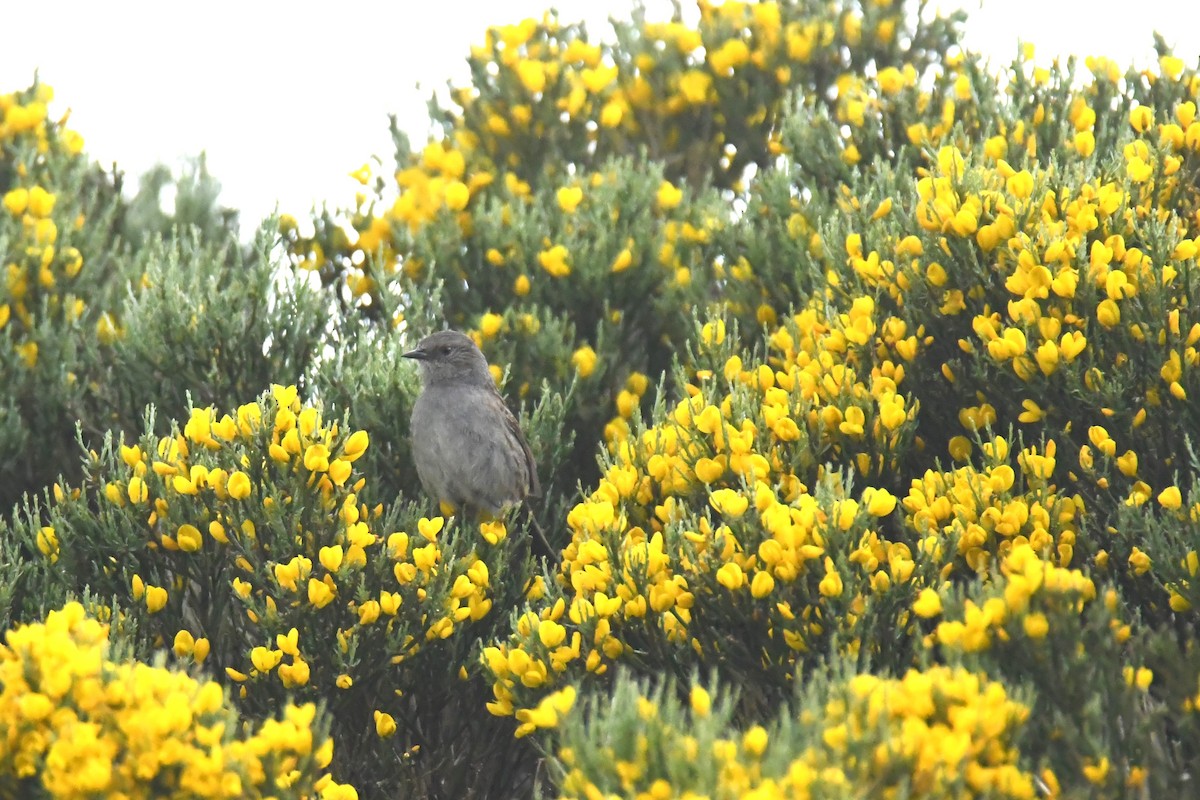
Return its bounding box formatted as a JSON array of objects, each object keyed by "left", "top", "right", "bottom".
[
  {"left": 1074, "top": 130, "right": 1095, "bottom": 156},
  {"left": 374, "top": 710, "right": 397, "bottom": 738},
  {"left": 1129, "top": 105, "right": 1154, "bottom": 133},
  {"left": 26, "top": 186, "right": 55, "bottom": 218},
  {"left": 176, "top": 524, "right": 203, "bottom": 552},
  {"left": 862, "top": 487, "right": 897, "bottom": 516},
  {"left": 677, "top": 70, "right": 712, "bottom": 104},
  {"left": 95, "top": 312, "right": 121, "bottom": 343},
  {"left": 304, "top": 443, "right": 331, "bottom": 472},
  {"left": 36, "top": 526, "right": 59, "bottom": 562},
  {"left": 1083, "top": 757, "right": 1110, "bottom": 785},
  {"left": 690, "top": 685, "right": 711, "bottom": 717},
  {"left": 61, "top": 129, "right": 85, "bottom": 155},
  {"left": 716, "top": 562, "right": 745, "bottom": 591},
  {"left": 277, "top": 626, "right": 301, "bottom": 654},
  {"left": 279, "top": 657, "right": 311, "bottom": 687},
  {"left": 538, "top": 244, "right": 571, "bottom": 277},
  {"left": 1088, "top": 425, "right": 1116, "bottom": 457},
  {"left": 17, "top": 341, "right": 38, "bottom": 368},
  {"left": 581, "top": 63, "right": 617, "bottom": 93},
  {"left": 556, "top": 185, "right": 584, "bottom": 213},
  {"left": 224, "top": 470, "right": 251, "bottom": 500},
  {"left": 877, "top": 66, "right": 906, "bottom": 95},
  {"left": 742, "top": 725, "right": 769, "bottom": 757},
  {"left": 709, "top": 488, "right": 749, "bottom": 518},
  {"left": 571, "top": 345, "right": 597, "bottom": 377},
  {"left": 912, "top": 588, "right": 942, "bottom": 618},
  {"left": 1029, "top": 339, "right": 1058, "bottom": 376},
  {"left": 656, "top": 181, "right": 683, "bottom": 210},
  {"left": 701, "top": 320, "right": 726, "bottom": 347},
  {"left": 418, "top": 516, "right": 444, "bottom": 540},
  {"left": 1160, "top": 55, "right": 1185, "bottom": 80},
  {"left": 515, "top": 59, "right": 547, "bottom": 94},
  {"left": 479, "top": 520, "right": 507, "bottom": 545},
  {"left": 320, "top": 545, "right": 344, "bottom": 572},
  {"left": 709, "top": 38, "right": 750, "bottom": 74},
  {"left": 818, "top": 557, "right": 844, "bottom": 597},
  {"left": 1126, "top": 156, "right": 1152, "bottom": 183},
  {"left": 1158, "top": 486, "right": 1183, "bottom": 510},
  {"left": 444, "top": 180, "right": 470, "bottom": 211},
  {"left": 538, "top": 619, "right": 567, "bottom": 648},
  {"left": 145, "top": 585, "right": 168, "bottom": 613},
  {"left": 1123, "top": 665, "right": 1154, "bottom": 689},
  {"left": 1023, "top": 612, "right": 1049, "bottom": 639},
  {"left": 479, "top": 312, "right": 504, "bottom": 338},
  {"left": 610, "top": 247, "right": 634, "bottom": 273},
  {"left": 252, "top": 646, "right": 283, "bottom": 672},
  {"left": 328, "top": 459, "right": 352, "bottom": 485},
  {"left": 308, "top": 577, "right": 336, "bottom": 608},
  {"left": 340, "top": 430, "right": 369, "bottom": 462},
  {"left": 3, "top": 187, "right": 28, "bottom": 215}
]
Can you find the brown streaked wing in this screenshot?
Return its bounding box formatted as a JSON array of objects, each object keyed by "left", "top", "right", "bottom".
[{"left": 501, "top": 395, "right": 540, "bottom": 498}]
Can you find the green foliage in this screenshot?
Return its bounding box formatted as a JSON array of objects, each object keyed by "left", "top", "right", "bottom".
[
  {"left": 5, "top": 386, "right": 548, "bottom": 797},
  {"left": 117, "top": 153, "right": 241, "bottom": 250},
  {"left": 7, "top": 1, "right": 1200, "bottom": 798},
  {"left": 549, "top": 664, "right": 1040, "bottom": 799},
  {"left": 96, "top": 227, "right": 327, "bottom": 437}
]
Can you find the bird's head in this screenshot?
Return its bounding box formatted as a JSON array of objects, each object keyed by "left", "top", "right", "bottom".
[{"left": 402, "top": 330, "right": 494, "bottom": 387}]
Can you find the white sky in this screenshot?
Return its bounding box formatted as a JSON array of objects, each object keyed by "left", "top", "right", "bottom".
[{"left": 2, "top": 1, "right": 1198, "bottom": 228}]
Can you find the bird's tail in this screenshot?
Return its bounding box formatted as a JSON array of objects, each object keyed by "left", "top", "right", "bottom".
[{"left": 519, "top": 503, "right": 560, "bottom": 566}]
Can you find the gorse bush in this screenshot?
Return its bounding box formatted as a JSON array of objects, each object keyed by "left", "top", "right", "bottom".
[
  {"left": 0, "top": 602, "right": 353, "bottom": 800},
  {"left": 5, "top": 0, "right": 1200, "bottom": 797},
  {"left": 0, "top": 84, "right": 309, "bottom": 515},
  {"left": 7, "top": 385, "right": 545, "bottom": 796},
  {"left": 549, "top": 665, "right": 1040, "bottom": 799}
]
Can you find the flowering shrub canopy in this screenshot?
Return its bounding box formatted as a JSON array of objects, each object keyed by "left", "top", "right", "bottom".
[{"left": 5, "top": 1, "right": 1200, "bottom": 797}]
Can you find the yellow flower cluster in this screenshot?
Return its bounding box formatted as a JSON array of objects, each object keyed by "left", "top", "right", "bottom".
[
  {"left": 106, "top": 384, "right": 369, "bottom": 532},
  {"left": 0, "top": 84, "right": 85, "bottom": 155},
  {"left": 931, "top": 542, "right": 1098, "bottom": 652},
  {"left": 554, "top": 668, "right": 1037, "bottom": 800},
  {"left": 0, "top": 602, "right": 355, "bottom": 799},
  {"left": 903, "top": 435, "right": 1080, "bottom": 575},
  {"left": 81, "top": 385, "right": 496, "bottom": 722},
  {"left": 607, "top": 300, "right": 918, "bottom": 482},
  {"left": 460, "top": 2, "right": 841, "bottom": 176},
  {"left": 832, "top": 82, "right": 1200, "bottom": 542},
  {"left": 286, "top": 1, "right": 916, "bottom": 300},
  {"left": 486, "top": 303, "right": 922, "bottom": 722},
  {"left": 815, "top": 666, "right": 1038, "bottom": 798},
  {"left": 1, "top": 82, "right": 109, "bottom": 380},
  {"left": 1, "top": 183, "right": 88, "bottom": 367}
]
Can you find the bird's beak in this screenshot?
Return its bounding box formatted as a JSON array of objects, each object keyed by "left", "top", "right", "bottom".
[{"left": 402, "top": 347, "right": 427, "bottom": 361}]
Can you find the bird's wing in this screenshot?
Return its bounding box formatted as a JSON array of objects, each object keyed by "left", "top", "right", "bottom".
[{"left": 503, "top": 398, "right": 540, "bottom": 498}]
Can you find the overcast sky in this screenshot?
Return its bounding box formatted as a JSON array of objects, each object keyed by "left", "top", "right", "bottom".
[{"left": 2, "top": 1, "right": 1198, "bottom": 228}]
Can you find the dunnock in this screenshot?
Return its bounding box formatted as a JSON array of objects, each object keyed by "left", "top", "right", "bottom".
[{"left": 403, "top": 330, "right": 554, "bottom": 558}]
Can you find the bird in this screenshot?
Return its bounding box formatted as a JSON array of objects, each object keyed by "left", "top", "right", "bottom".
[{"left": 402, "top": 330, "right": 555, "bottom": 560}]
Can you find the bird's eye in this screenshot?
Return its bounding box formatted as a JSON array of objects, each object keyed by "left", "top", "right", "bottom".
[{"left": 441, "top": 346, "right": 452, "bottom": 356}]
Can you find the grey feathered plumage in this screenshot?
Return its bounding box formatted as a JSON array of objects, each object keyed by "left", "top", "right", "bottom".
[{"left": 404, "top": 329, "right": 541, "bottom": 517}]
